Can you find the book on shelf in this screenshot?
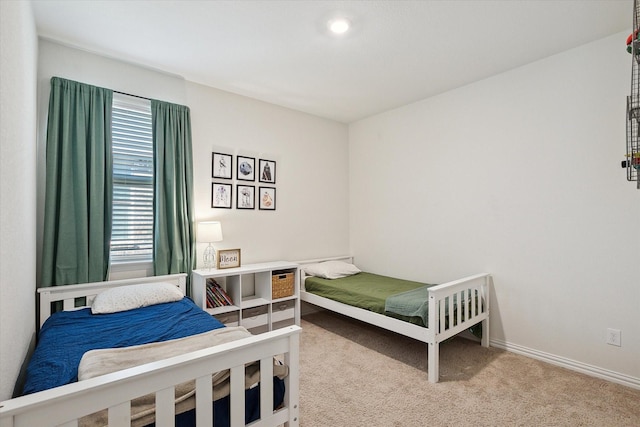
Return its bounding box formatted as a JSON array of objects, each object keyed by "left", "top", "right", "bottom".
[{"left": 206, "top": 278, "right": 234, "bottom": 308}]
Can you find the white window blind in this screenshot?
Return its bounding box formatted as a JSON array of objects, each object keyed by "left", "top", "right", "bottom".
[{"left": 110, "top": 93, "right": 154, "bottom": 262}]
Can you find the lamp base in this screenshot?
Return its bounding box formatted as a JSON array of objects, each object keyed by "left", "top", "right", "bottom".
[{"left": 203, "top": 244, "right": 216, "bottom": 269}]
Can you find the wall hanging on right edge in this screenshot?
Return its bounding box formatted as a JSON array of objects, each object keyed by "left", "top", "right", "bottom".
[{"left": 624, "top": 0, "right": 640, "bottom": 189}]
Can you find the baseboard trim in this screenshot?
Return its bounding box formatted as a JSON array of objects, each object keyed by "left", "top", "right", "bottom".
[{"left": 490, "top": 339, "right": 640, "bottom": 390}]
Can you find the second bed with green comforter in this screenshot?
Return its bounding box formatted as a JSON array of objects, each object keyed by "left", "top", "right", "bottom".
[{"left": 304, "top": 272, "right": 435, "bottom": 327}]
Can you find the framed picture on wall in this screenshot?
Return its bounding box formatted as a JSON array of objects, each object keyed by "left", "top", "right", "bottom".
[
  {"left": 212, "top": 152, "right": 232, "bottom": 179},
  {"left": 258, "top": 186, "right": 276, "bottom": 210},
  {"left": 236, "top": 185, "right": 255, "bottom": 209},
  {"left": 258, "top": 159, "right": 276, "bottom": 184},
  {"left": 212, "top": 183, "right": 232, "bottom": 208},
  {"left": 236, "top": 156, "right": 255, "bottom": 181}
]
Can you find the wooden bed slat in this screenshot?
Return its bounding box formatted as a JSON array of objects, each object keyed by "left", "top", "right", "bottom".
[
  {"left": 470, "top": 289, "right": 474, "bottom": 318},
  {"left": 260, "top": 357, "right": 274, "bottom": 423},
  {"left": 195, "top": 375, "right": 212, "bottom": 427},
  {"left": 473, "top": 290, "right": 477, "bottom": 316},
  {"left": 155, "top": 387, "right": 175, "bottom": 427},
  {"left": 284, "top": 331, "right": 300, "bottom": 425},
  {"left": 108, "top": 401, "right": 130, "bottom": 427},
  {"left": 230, "top": 365, "right": 244, "bottom": 426}
]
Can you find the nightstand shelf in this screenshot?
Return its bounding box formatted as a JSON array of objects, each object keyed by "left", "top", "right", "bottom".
[{"left": 192, "top": 261, "right": 299, "bottom": 333}]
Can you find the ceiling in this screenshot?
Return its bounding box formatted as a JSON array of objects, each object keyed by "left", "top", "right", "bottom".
[{"left": 31, "top": 0, "right": 633, "bottom": 123}]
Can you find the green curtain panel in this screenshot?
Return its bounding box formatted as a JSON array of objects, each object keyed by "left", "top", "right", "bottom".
[
  {"left": 41, "top": 77, "right": 113, "bottom": 286},
  {"left": 151, "top": 100, "right": 196, "bottom": 290}
]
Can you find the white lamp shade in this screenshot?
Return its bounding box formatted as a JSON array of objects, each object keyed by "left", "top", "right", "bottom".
[{"left": 197, "top": 221, "right": 223, "bottom": 243}]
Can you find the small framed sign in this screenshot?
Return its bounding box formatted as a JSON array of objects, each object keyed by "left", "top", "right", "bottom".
[{"left": 217, "top": 248, "right": 241, "bottom": 269}]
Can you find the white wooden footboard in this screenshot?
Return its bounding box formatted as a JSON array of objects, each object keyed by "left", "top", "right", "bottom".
[
  {"left": 427, "top": 273, "right": 490, "bottom": 383},
  {"left": 297, "top": 257, "right": 491, "bottom": 383},
  {"left": 0, "top": 325, "right": 301, "bottom": 427}
]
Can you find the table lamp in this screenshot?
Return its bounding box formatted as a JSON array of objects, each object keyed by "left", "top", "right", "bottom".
[{"left": 197, "top": 221, "right": 223, "bottom": 269}]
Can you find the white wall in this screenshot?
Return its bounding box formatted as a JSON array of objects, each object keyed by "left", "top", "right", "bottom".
[
  {"left": 0, "top": 1, "right": 38, "bottom": 400},
  {"left": 36, "top": 40, "right": 350, "bottom": 279},
  {"left": 187, "top": 81, "right": 350, "bottom": 264},
  {"left": 349, "top": 32, "right": 640, "bottom": 384}
]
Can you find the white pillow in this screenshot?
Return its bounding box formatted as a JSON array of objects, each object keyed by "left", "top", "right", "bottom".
[
  {"left": 91, "top": 282, "right": 183, "bottom": 314},
  {"left": 303, "top": 261, "right": 361, "bottom": 280}
]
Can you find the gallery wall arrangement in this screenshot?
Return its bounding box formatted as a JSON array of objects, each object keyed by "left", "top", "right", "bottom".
[{"left": 211, "top": 152, "right": 276, "bottom": 211}]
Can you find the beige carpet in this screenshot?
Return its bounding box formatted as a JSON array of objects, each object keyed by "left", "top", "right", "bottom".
[{"left": 299, "top": 311, "right": 640, "bottom": 427}]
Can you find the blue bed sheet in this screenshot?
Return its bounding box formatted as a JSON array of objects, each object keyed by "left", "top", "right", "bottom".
[{"left": 22, "top": 297, "right": 225, "bottom": 395}]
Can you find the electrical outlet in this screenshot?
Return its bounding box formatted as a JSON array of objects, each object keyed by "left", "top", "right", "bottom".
[{"left": 606, "top": 328, "right": 621, "bottom": 347}]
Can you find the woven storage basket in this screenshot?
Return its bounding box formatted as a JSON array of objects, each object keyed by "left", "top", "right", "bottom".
[{"left": 272, "top": 271, "right": 295, "bottom": 299}]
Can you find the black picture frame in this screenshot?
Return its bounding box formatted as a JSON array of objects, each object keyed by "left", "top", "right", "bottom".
[
  {"left": 212, "top": 183, "right": 232, "bottom": 208},
  {"left": 258, "top": 186, "right": 276, "bottom": 210},
  {"left": 258, "top": 159, "right": 276, "bottom": 184},
  {"left": 236, "top": 156, "right": 255, "bottom": 181},
  {"left": 236, "top": 185, "right": 255, "bottom": 210},
  {"left": 212, "top": 152, "right": 232, "bottom": 179}
]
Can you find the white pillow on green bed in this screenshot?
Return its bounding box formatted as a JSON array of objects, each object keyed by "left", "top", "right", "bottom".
[
  {"left": 91, "top": 282, "right": 183, "bottom": 314},
  {"left": 303, "top": 261, "right": 361, "bottom": 280}
]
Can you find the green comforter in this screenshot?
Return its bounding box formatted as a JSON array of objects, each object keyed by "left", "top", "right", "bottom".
[
  {"left": 384, "top": 285, "right": 432, "bottom": 327},
  {"left": 305, "top": 272, "right": 483, "bottom": 338},
  {"left": 304, "top": 272, "right": 434, "bottom": 326}
]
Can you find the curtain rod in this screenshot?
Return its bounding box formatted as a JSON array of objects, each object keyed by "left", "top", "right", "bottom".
[
  {"left": 114, "top": 90, "right": 150, "bottom": 101},
  {"left": 114, "top": 89, "right": 188, "bottom": 110}
]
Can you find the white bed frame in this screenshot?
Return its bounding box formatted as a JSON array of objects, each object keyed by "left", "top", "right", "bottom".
[
  {"left": 298, "top": 256, "right": 490, "bottom": 383},
  {"left": 0, "top": 274, "right": 301, "bottom": 427}
]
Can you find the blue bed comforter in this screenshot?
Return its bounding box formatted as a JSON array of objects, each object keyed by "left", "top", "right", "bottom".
[{"left": 22, "top": 297, "right": 225, "bottom": 395}]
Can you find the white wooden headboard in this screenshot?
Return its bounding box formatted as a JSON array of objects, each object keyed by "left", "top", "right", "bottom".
[{"left": 37, "top": 274, "right": 187, "bottom": 328}]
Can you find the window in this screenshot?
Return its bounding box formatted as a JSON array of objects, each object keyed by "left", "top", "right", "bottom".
[{"left": 110, "top": 93, "right": 154, "bottom": 263}]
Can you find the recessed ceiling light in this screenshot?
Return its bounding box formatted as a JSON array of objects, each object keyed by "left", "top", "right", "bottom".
[{"left": 328, "top": 18, "right": 350, "bottom": 34}]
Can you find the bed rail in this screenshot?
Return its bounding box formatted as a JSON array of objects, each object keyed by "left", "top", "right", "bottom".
[{"left": 0, "top": 325, "right": 301, "bottom": 427}]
